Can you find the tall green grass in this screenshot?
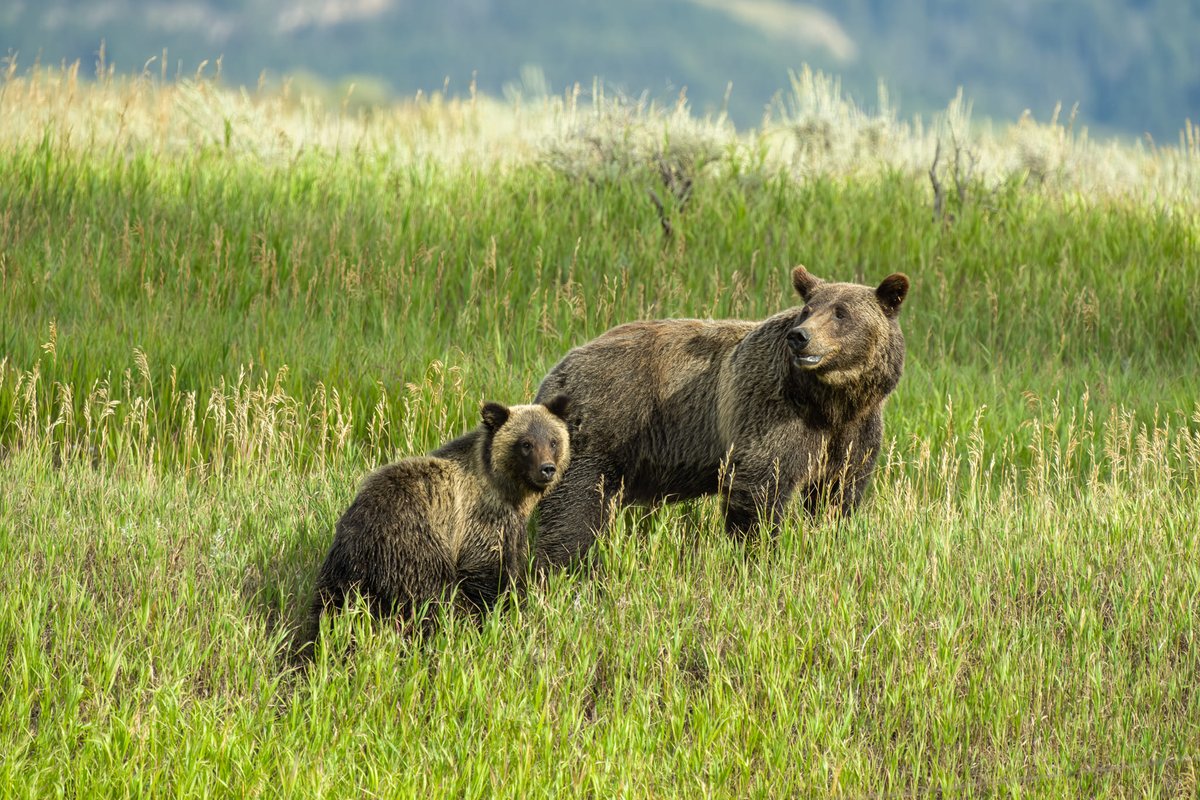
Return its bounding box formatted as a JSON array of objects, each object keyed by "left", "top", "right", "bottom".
[
  {"left": 2, "top": 68, "right": 1199, "bottom": 796},
  {"left": 4, "top": 147, "right": 1196, "bottom": 455}
]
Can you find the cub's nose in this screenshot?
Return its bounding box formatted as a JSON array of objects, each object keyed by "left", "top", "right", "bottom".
[
  {"left": 787, "top": 326, "right": 811, "bottom": 350},
  {"left": 539, "top": 463, "right": 557, "bottom": 482}
]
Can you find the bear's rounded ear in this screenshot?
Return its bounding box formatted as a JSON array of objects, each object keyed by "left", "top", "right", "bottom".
[
  {"left": 876, "top": 273, "right": 909, "bottom": 317},
  {"left": 542, "top": 394, "right": 570, "bottom": 421},
  {"left": 481, "top": 402, "right": 510, "bottom": 431},
  {"left": 791, "top": 265, "right": 821, "bottom": 300}
]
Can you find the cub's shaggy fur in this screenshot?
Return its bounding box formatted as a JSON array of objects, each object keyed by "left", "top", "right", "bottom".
[
  {"left": 303, "top": 397, "right": 570, "bottom": 648},
  {"left": 534, "top": 265, "right": 908, "bottom": 570}
]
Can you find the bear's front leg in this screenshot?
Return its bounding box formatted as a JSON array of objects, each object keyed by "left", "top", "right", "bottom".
[
  {"left": 721, "top": 468, "right": 797, "bottom": 542},
  {"left": 801, "top": 464, "right": 874, "bottom": 518},
  {"left": 803, "top": 416, "right": 882, "bottom": 518}
]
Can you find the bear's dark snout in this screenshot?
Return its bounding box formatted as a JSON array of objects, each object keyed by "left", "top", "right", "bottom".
[
  {"left": 539, "top": 463, "right": 557, "bottom": 482},
  {"left": 787, "top": 326, "right": 812, "bottom": 351}
]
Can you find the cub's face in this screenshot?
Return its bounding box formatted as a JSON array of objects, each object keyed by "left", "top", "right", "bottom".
[
  {"left": 785, "top": 265, "right": 908, "bottom": 385},
  {"left": 481, "top": 396, "right": 572, "bottom": 494}
]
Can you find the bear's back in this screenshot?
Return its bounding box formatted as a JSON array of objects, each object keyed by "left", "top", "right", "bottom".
[
  {"left": 339, "top": 457, "right": 462, "bottom": 550},
  {"left": 542, "top": 318, "right": 755, "bottom": 424}
]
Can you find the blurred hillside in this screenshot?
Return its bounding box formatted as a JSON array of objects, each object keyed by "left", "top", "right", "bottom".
[{"left": 2, "top": 0, "right": 1197, "bottom": 139}]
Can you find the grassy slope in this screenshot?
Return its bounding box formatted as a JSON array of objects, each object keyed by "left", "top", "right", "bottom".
[{"left": 1, "top": 73, "right": 1199, "bottom": 796}]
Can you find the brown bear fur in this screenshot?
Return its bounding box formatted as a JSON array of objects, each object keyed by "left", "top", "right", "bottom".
[
  {"left": 533, "top": 266, "right": 907, "bottom": 570},
  {"left": 302, "top": 397, "right": 570, "bottom": 650}
]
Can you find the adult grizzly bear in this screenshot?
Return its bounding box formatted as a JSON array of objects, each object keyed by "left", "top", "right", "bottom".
[
  {"left": 533, "top": 265, "right": 907, "bottom": 570},
  {"left": 303, "top": 397, "right": 571, "bottom": 649}
]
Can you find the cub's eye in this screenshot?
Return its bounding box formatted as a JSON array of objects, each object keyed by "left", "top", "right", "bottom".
[
  {"left": 798, "top": 307, "right": 811, "bottom": 323},
  {"left": 550, "top": 438, "right": 558, "bottom": 450},
  {"left": 521, "top": 441, "right": 533, "bottom": 454},
  {"left": 834, "top": 305, "right": 847, "bottom": 321}
]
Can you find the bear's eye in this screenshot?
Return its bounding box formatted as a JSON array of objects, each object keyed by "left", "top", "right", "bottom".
[
  {"left": 834, "top": 305, "right": 847, "bottom": 321},
  {"left": 550, "top": 438, "right": 558, "bottom": 451},
  {"left": 798, "top": 307, "right": 811, "bottom": 323},
  {"left": 521, "top": 441, "right": 533, "bottom": 454}
]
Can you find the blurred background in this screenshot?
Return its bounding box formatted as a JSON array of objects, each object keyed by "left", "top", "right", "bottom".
[{"left": 2, "top": 1, "right": 1198, "bottom": 140}]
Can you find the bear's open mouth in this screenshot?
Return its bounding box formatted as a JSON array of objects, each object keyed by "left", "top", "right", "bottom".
[{"left": 793, "top": 354, "right": 823, "bottom": 367}]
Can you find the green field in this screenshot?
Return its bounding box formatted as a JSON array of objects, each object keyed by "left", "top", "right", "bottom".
[{"left": 2, "top": 68, "right": 1199, "bottom": 797}]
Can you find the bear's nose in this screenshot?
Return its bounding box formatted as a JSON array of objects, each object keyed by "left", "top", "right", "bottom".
[
  {"left": 539, "top": 463, "right": 557, "bottom": 481},
  {"left": 787, "top": 326, "right": 811, "bottom": 349}
]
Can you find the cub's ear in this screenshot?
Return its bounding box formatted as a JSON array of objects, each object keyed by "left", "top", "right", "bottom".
[
  {"left": 876, "top": 273, "right": 909, "bottom": 318},
  {"left": 542, "top": 394, "right": 570, "bottom": 421},
  {"left": 791, "top": 265, "right": 821, "bottom": 300},
  {"left": 480, "top": 401, "right": 510, "bottom": 431}
]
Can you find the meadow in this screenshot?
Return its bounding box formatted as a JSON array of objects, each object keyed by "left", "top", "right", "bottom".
[{"left": 1, "top": 65, "right": 1199, "bottom": 796}]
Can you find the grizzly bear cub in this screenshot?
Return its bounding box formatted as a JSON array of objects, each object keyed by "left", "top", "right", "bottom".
[
  {"left": 303, "top": 396, "right": 570, "bottom": 650},
  {"left": 533, "top": 265, "right": 908, "bottom": 570}
]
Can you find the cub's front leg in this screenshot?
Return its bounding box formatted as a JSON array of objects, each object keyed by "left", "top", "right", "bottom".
[{"left": 500, "top": 518, "right": 530, "bottom": 596}]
